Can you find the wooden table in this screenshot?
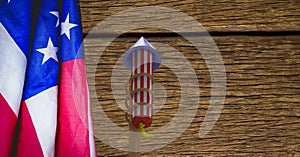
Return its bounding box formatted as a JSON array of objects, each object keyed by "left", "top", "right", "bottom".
[{"left": 80, "top": 0, "right": 300, "bottom": 156}]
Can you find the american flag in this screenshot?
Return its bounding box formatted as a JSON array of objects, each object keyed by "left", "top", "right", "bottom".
[
  {"left": 0, "top": 0, "right": 96, "bottom": 156},
  {"left": 55, "top": 0, "right": 96, "bottom": 156},
  {"left": 16, "top": 0, "right": 59, "bottom": 156},
  {"left": 0, "top": 0, "right": 34, "bottom": 156}
]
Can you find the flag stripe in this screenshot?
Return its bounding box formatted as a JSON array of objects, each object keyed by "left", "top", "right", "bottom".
[
  {"left": 56, "top": 59, "right": 91, "bottom": 157},
  {"left": 0, "top": 23, "right": 26, "bottom": 116},
  {"left": 17, "top": 102, "right": 44, "bottom": 157},
  {"left": 0, "top": 93, "right": 17, "bottom": 157},
  {"left": 87, "top": 93, "right": 96, "bottom": 157},
  {"left": 24, "top": 86, "right": 57, "bottom": 157}
]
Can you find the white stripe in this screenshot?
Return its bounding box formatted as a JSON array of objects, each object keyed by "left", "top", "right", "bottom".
[
  {"left": 150, "top": 54, "right": 153, "bottom": 104},
  {"left": 136, "top": 105, "right": 140, "bottom": 116},
  {"left": 143, "top": 105, "right": 147, "bottom": 116},
  {"left": 0, "top": 23, "right": 27, "bottom": 116},
  {"left": 143, "top": 50, "right": 147, "bottom": 104},
  {"left": 150, "top": 53, "right": 153, "bottom": 117},
  {"left": 132, "top": 52, "right": 136, "bottom": 117},
  {"left": 132, "top": 98, "right": 135, "bottom": 117},
  {"left": 150, "top": 52, "right": 152, "bottom": 75},
  {"left": 25, "top": 86, "right": 57, "bottom": 157},
  {"left": 87, "top": 84, "right": 96, "bottom": 157},
  {"left": 132, "top": 107, "right": 135, "bottom": 117}
]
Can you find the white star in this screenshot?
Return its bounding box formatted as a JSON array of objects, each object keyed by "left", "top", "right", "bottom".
[
  {"left": 36, "top": 38, "right": 58, "bottom": 65},
  {"left": 49, "top": 11, "right": 59, "bottom": 27},
  {"left": 8, "top": 0, "right": 10, "bottom": 3},
  {"left": 61, "top": 13, "right": 77, "bottom": 40}
]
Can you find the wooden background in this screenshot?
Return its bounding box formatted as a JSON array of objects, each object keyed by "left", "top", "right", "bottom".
[{"left": 80, "top": 0, "right": 300, "bottom": 156}]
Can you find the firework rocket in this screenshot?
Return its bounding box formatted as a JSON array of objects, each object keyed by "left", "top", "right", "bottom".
[{"left": 124, "top": 37, "right": 161, "bottom": 129}]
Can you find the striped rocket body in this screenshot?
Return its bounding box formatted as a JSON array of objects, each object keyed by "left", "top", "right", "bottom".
[
  {"left": 131, "top": 48, "right": 153, "bottom": 128},
  {"left": 124, "top": 37, "right": 161, "bottom": 129}
]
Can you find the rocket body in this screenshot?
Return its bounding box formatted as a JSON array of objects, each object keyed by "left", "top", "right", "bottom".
[
  {"left": 124, "top": 37, "right": 161, "bottom": 128},
  {"left": 131, "top": 48, "right": 153, "bottom": 128}
]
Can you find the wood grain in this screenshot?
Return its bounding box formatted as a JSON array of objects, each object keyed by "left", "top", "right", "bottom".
[
  {"left": 79, "top": 0, "right": 300, "bottom": 34},
  {"left": 84, "top": 35, "right": 300, "bottom": 156}
]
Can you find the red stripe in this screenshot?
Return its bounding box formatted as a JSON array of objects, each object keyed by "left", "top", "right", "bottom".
[
  {"left": 56, "top": 59, "right": 91, "bottom": 157},
  {"left": 0, "top": 94, "right": 17, "bottom": 157},
  {"left": 17, "top": 101, "right": 43, "bottom": 157}
]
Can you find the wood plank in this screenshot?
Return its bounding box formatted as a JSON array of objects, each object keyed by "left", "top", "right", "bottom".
[
  {"left": 79, "top": 0, "right": 300, "bottom": 34},
  {"left": 84, "top": 35, "right": 300, "bottom": 156}
]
